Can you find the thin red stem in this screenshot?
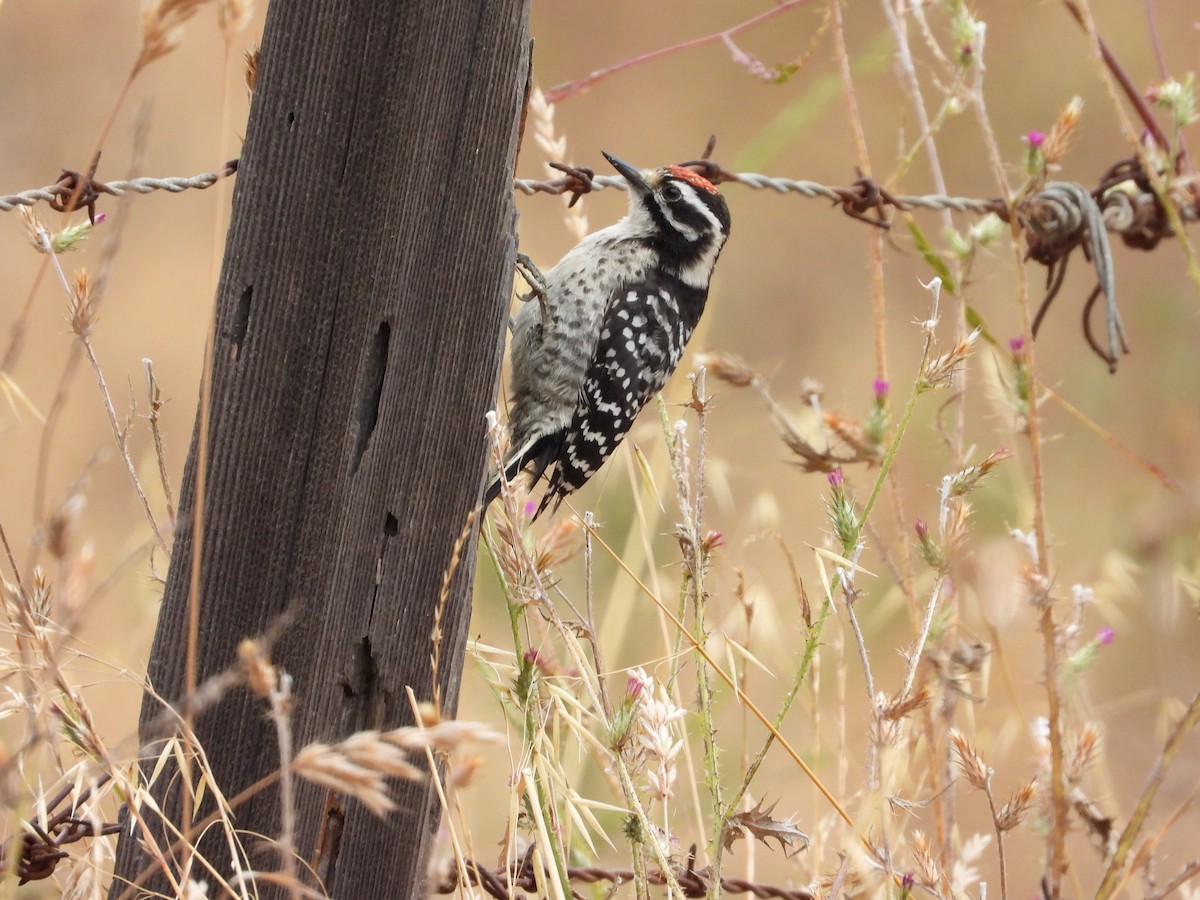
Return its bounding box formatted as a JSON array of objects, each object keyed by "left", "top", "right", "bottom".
[{"left": 544, "top": 0, "right": 815, "bottom": 103}]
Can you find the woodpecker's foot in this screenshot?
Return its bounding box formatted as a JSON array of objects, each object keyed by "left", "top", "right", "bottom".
[
  {"left": 515, "top": 251, "right": 554, "bottom": 337},
  {"left": 515, "top": 252, "right": 550, "bottom": 304}
]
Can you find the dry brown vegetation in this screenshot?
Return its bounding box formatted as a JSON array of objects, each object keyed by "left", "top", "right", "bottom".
[{"left": 2, "top": 2, "right": 1200, "bottom": 898}]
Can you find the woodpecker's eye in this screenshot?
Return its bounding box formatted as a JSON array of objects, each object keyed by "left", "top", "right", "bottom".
[{"left": 661, "top": 184, "right": 683, "bottom": 203}]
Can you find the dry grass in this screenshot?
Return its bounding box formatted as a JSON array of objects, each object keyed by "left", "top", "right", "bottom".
[{"left": 2, "top": 2, "right": 1200, "bottom": 899}]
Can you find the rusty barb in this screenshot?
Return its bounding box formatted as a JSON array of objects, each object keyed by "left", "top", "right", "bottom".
[
  {"left": 1, "top": 776, "right": 121, "bottom": 884},
  {"left": 47, "top": 155, "right": 115, "bottom": 224},
  {"left": 3, "top": 145, "right": 1194, "bottom": 370}
]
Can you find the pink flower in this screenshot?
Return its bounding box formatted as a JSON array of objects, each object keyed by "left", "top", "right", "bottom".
[
  {"left": 1026, "top": 130, "right": 1045, "bottom": 149},
  {"left": 914, "top": 518, "right": 929, "bottom": 540},
  {"left": 1008, "top": 335, "right": 1025, "bottom": 354},
  {"left": 827, "top": 470, "right": 844, "bottom": 490},
  {"left": 626, "top": 666, "right": 652, "bottom": 699},
  {"left": 1097, "top": 627, "right": 1115, "bottom": 646},
  {"left": 873, "top": 378, "right": 890, "bottom": 399}
]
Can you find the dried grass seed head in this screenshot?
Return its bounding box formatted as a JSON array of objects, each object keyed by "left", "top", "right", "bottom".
[
  {"left": 881, "top": 686, "right": 931, "bottom": 721},
  {"left": 997, "top": 778, "right": 1038, "bottom": 832},
  {"left": 292, "top": 741, "right": 401, "bottom": 816},
  {"left": 949, "top": 728, "right": 991, "bottom": 790},
  {"left": 29, "top": 566, "right": 54, "bottom": 623},
  {"left": 44, "top": 492, "right": 86, "bottom": 561},
  {"left": 383, "top": 718, "right": 501, "bottom": 751},
  {"left": 940, "top": 447, "right": 1013, "bottom": 500},
  {"left": 1066, "top": 722, "right": 1103, "bottom": 785},
  {"left": 136, "top": 0, "right": 212, "bottom": 73},
  {"left": 290, "top": 719, "right": 494, "bottom": 818},
  {"left": 237, "top": 637, "right": 277, "bottom": 697},
  {"left": 697, "top": 347, "right": 758, "bottom": 387},
  {"left": 18, "top": 207, "right": 45, "bottom": 251},
  {"left": 243, "top": 46, "right": 259, "bottom": 92},
  {"left": 921, "top": 328, "right": 981, "bottom": 389},
  {"left": 799, "top": 377, "right": 824, "bottom": 407},
  {"left": 337, "top": 731, "right": 424, "bottom": 779},
  {"left": 823, "top": 411, "right": 873, "bottom": 458},
  {"left": 1042, "top": 96, "right": 1084, "bottom": 168},
  {"left": 911, "top": 829, "right": 943, "bottom": 888},
  {"left": 68, "top": 270, "right": 96, "bottom": 337},
  {"left": 533, "top": 516, "right": 583, "bottom": 573},
  {"left": 217, "top": 0, "right": 255, "bottom": 38}
]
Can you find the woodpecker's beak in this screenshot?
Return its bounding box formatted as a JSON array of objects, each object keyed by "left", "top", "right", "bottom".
[{"left": 602, "top": 151, "right": 651, "bottom": 194}]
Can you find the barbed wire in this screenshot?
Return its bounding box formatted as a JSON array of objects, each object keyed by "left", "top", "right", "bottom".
[
  {"left": 516, "top": 170, "right": 1006, "bottom": 219},
  {"left": 4, "top": 152, "right": 1194, "bottom": 370},
  {"left": 0, "top": 775, "right": 120, "bottom": 884},
  {"left": 0, "top": 160, "right": 239, "bottom": 221},
  {"left": 7, "top": 154, "right": 1191, "bottom": 236},
  {"left": 1, "top": 162, "right": 1006, "bottom": 221},
  {"left": 433, "top": 853, "right": 818, "bottom": 899}
]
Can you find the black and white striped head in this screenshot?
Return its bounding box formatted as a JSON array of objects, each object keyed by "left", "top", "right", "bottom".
[{"left": 604, "top": 151, "right": 731, "bottom": 290}]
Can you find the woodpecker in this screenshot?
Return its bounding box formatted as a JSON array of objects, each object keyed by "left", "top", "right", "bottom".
[{"left": 485, "top": 151, "right": 731, "bottom": 516}]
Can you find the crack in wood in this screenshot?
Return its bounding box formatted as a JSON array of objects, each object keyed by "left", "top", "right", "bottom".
[
  {"left": 310, "top": 791, "right": 345, "bottom": 892},
  {"left": 228, "top": 283, "right": 253, "bottom": 360},
  {"left": 350, "top": 321, "right": 390, "bottom": 475}
]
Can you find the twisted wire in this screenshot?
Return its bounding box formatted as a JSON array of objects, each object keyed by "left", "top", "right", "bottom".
[
  {"left": 1022, "top": 180, "right": 1130, "bottom": 368},
  {"left": 3, "top": 156, "right": 1187, "bottom": 369},
  {"left": 2, "top": 161, "right": 1185, "bottom": 243},
  {"left": 514, "top": 172, "right": 1004, "bottom": 216},
  {"left": 0, "top": 164, "right": 237, "bottom": 213},
  {"left": 1043, "top": 181, "right": 1124, "bottom": 357}
]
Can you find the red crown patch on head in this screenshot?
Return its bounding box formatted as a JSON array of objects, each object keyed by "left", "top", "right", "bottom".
[{"left": 665, "top": 165, "right": 719, "bottom": 194}]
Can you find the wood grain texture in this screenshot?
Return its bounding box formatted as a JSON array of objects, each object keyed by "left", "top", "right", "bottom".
[{"left": 111, "top": 1, "right": 531, "bottom": 895}]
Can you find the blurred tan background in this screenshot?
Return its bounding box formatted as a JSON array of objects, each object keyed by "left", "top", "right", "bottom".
[{"left": 2, "top": 0, "right": 1199, "bottom": 895}]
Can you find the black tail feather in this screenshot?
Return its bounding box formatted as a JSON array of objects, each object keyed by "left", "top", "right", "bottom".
[{"left": 482, "top": 434, "right": 559, "bottom": 507}]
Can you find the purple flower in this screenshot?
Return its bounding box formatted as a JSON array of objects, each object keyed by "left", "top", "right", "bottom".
[
  {"left": 626, "top": 667, "right": 652, "bottom": 699},
  {"left": 914, "top": 518, "right": 929, "bottom": 540},
  {"left": 1026, "top": 130, "right": 1046, "bottom": 149},
  {"left": 873, "top": 378, "right": 890, "bottom": 399},
  {"left": 524, "top": 499, "right": 537, "bottom": 518},
  {"left": 1098, "top": 627, "right": 1115, "bottom": 646},
  {"left": 1008, "top": 335, "right": 1025, "bottom": 355},
  {"left": 827, "top": 469, "right": 844, "bottom": 490}
]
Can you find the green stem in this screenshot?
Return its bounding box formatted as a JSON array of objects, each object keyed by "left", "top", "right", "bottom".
[
  {"left": 1095, "top": 685, "right": 1200, "bottom": 898},
  {"left": 714, "top": 593, "right": 835, "bottom": 867},
  {"left": 855, "top": 377, "right": 928, "bottom": 542}
]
